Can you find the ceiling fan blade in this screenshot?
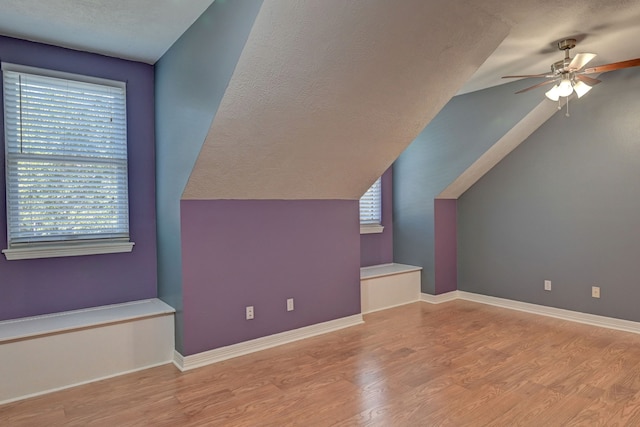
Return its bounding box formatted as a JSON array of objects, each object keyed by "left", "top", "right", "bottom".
[
  {"left": 575, "top": 74, "right": 601, "bottom": 86},
  {"left": 514, "top": 79, "right": 557, "bottom": 94},
  {"left": 502, "top": 73, "right": 551, "bottom": 79},
  {"left": 568, "top": 53, "right": 596, "bottom": 71},
  {"left": 583, "top": 58, "right": 640, "bottom": 74}
]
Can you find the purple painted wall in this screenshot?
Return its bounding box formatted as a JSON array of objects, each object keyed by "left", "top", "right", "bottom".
[
  {"left": 360, "top": 167, "right": 393, "bottom": 267},
  {"left": 434, "top": 198, "right": 457, "bottom": 294},
  {"left": 180, "top": 199, "right": 361, "bottom": 356},
  {"left": 0, "top": 36, "right": 157, "bottom": 321}
]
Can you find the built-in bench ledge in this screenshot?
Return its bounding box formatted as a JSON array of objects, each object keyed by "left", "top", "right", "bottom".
[
  {"left": 0, "top": 299, "right": 175, "bottom": 343},
  {"left": 360, "top": 263, "right": 422, "bottom": 314},
  {"left": 0, "top": 298, "right": 176, "bottom": 405}
]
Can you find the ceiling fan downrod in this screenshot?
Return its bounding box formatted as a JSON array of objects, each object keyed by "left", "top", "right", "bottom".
[{"left": 502, "top": 36, "right": 640, "bottom": 116}]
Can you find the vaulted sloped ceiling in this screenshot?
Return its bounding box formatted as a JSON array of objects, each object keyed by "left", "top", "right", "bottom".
[
  {"left": 2, "top": 1, "right": 638, "bottom": 201},
  {"left": 0, "top": 0, "right": 215, "bottom": 63},
  {"left": 181, "top": 0, "right": 640, "bottom": 200},
  {"left": 182, "top": 0, "right": 515, "bottom": 200}
]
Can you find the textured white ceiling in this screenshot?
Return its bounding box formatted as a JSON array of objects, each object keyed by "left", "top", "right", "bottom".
[
  {"left": 182, "top": 0, "right": 512, "bottom": 200},
  {"left": 3, "top": 0, "right": 639, "bottom": 200},
  {"left": 183, "top": 0, "right": 640, "bottom": 200},
  {"left": 460, "top": 0, "right": 640, "bottom": 94},
  {"left": 1, "top": 0, "right": 637, "bottom": 84},
  {"left": 0, "top": 0, "right": 215, "bottom": 63}
]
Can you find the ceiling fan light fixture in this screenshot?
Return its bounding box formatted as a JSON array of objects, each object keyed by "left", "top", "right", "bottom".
[
  {"left": 545, "top": 85, "right": 560, "bottom": 101},
  {"left": 573, "top": 80, "right": 592, "bottom": 98},
  {"left": 557, "top": 78, "right": 574, "bottom": 97},
  {"left": 503, "top": 38, "right": 640, "bottom": 113}
]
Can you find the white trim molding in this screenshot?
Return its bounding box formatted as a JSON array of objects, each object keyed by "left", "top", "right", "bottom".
[
  {"left": 361, "top": 263, "right": 422, "bottom": 280},
  {"left": 1, "top": 361, "right": 170, "bottom": 406},
  {"left": 0, "top": 299, "right": 175, "bottom": 404},
  {"left": 456, "top": 291, "right": 640, "bottom": 335},
  {"left": 421, "top": 290, "right": 640, "bottom": 336},
  {"left": 3, "top": 241, "right": 135, "bottom": 260},
  {"left": 360, "top": 224, "right": 384, "bottom": 234},
  {"left": 174, "top": 314, "right": 363, "bottom": 371},
  {"left": 361, "top": 264, "right": 421, "bottom": 313},
  {"left": 420, "top": 291, "right": 460, "bottom": 304}
]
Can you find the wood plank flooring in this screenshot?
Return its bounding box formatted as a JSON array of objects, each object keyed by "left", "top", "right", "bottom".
[{"left": 3, "top": 300, "right": 640, "bottom": 426}]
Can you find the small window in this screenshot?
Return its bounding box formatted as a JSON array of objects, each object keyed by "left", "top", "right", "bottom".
[
  {"left": 2, "top": 63, "right": 134, "bottom": 260},
  {"left": 360, "top": 177, "right": 383, "bottom": 234}
]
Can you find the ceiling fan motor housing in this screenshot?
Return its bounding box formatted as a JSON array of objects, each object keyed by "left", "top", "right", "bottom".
[
  {"left": 551, "top": 59, "right": 572, "bottom": 74},
  {"left": 550, "top": 39, "right": 577, "bottom": 74},
  {"left": 502, "top": 37, "right": 640, "bottom": 99},
  {"left": 557, "top": 38, "right": 577, "bottom": 51}
]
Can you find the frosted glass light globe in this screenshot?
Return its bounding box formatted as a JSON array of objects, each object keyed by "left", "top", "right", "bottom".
[{"left": 557, "top": 78, "right": 573, "bottom": 97}]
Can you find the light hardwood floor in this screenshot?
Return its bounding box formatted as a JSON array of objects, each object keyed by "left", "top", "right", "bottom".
[{"left": 3, "top": 300, "right": 640, "bottom": 426}]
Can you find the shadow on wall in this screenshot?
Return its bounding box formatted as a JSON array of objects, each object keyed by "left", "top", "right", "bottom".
[{"left": 393, "top": 78, "right": 545, "bottom": 294}]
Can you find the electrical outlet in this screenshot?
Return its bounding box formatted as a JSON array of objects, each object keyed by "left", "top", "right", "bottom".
[
  {"left": 544, "top": 280, "right": 552, "bottom": 291},
  {"left": 592, "top": 286, "right": 600, "bottom": 299},
  {"left": 287, "top": 298, "right": 294, "bottom": 312},
  {"left": 246, "top": 306, "right": 254, "bottom": 320}
]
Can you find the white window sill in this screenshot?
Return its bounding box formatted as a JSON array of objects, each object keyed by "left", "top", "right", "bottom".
[
  {"left": 2, "top": 241, "right": 135, "bottom": 260},
  {"left": 360, "top": 224, "right": 384, "bottom": 235}
]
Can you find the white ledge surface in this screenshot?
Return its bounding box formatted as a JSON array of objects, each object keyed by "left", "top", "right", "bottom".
[
  {"left": 360, "top": 224, "right": 384, "bottom": 234},
  {"left": 0, "top": 298, "right": 175, "bottom": 343},
  {"left": 361, "top": 263, "right": 422, "bottom": 280},
  {"left": 3, "top": 241, "right": 135, "bottom": 260}
]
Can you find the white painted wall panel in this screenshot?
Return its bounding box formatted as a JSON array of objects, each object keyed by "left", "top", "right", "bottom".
[
  {"left": 0, "top": 315, "right": 174, "bottom": 404},
  {"left": 361, "top": 268, "right": 421, "bottom": 314}
]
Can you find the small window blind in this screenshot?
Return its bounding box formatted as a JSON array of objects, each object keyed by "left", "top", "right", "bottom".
[
  {"left": 359, "top": 177, "right": 382, "bottom": 225},
  {"left": 3, "top": 64, "right": 129, "bottom": 246}
]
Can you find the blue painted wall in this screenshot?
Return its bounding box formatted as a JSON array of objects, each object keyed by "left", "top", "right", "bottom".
[
  {"left": 154, "top": 0, "right": 264, "bottom": 352},
  {"left": 458, "top": 68, "right": 640, "bottom": 321},
  {"left": 393, "top": 79, "right": 544, "bottom": 293}
]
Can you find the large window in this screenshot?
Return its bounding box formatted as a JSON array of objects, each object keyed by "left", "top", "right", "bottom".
[
  {"left": 2, "top": 63, "right": 134, "bottom": 260},
  {"left": 359, "top": 176, "right": 383, "bottom": 234}
]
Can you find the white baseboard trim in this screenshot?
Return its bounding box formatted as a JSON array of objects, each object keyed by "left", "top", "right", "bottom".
[
  {"left": 0, "top": 311, "right": 175, "bottom": 405},
  {"left": 456, "top": 291, "right": 640, "bottom": 335},
  {"left": 173, "top": 350, "right": 185, "bottom": 371},
  {"left": 420, "top": 291, "right": 460, "bottom": 304},
  {"left": 174, "top": 314, "right": 364, "bottom": 371},
  {"left": 0, "top": 360, "right": 170, "bottom": 406},
  {"left": 364, "top": 300, "right": 420, "bottom": 315},
  {"left": 421, "top": 290, "right": 640, "bottom": 336}
]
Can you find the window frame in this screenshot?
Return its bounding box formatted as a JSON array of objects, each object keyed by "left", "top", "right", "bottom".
[
  {"left": 359, "top": 176, "right": 384, "bottom": 234},
  {"left": 1, "top": 63, "right": 134, "bottom": 260}
]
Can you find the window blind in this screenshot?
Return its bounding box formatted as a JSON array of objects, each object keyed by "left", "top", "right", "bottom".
[
  {"left": 359, "top": 177, "right": 382, "bottom": 225},
  {"left": 3, "top": 66, "right": 129, "bottom": 246}
]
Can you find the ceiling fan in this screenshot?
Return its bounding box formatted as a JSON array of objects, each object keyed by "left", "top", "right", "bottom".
[{"left": 502, "top": 38, "right": 640, "bottom": 106}]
